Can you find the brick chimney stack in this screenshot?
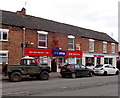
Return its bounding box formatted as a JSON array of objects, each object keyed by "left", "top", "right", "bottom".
[{"left": 16, "top": 8, "right": 26, "bottom": 16}]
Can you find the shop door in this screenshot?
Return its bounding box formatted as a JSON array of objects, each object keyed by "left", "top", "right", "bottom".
[
  {"left": 57, "top": 57, "right": 66, "bottom": 72},
  {"left": 51, "top": 58, "right": 57, "bottom": 72}
]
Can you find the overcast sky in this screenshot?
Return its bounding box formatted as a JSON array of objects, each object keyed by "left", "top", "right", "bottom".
[{"left": 0, "top": 0, "right": 119, "bottom": 41}]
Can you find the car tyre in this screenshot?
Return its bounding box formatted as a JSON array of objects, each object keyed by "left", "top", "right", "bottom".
[
  {"left": 116, "top": 71, "right": 119, "bottom": 75},
  {"left": 9, "top": 72, "right": 22, "bottom": 82},
  {"left": 40, "top": 71, "right": 49, "bottom": 80},
  {"left": 103, "top": 71, "right": 107, "bottom": 76},
  {"left": 71, "top": 73, "right": 76, "bottom": 79}
]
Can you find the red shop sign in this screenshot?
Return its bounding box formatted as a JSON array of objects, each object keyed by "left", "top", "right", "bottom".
[
  {"left": 65, "top": 51, "right": 83, "bottom": 57},
  {"left": 25, "top": 48, "right": 53, "bottom": 56}
]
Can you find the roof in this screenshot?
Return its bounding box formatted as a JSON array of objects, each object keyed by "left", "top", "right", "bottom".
[{"left": 1, "top": 10, "right": 118, "bottom": 44}]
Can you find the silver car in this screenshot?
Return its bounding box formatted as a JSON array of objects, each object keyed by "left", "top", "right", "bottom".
[{"left": 94, "top": 64, "right": 119, "bottom": 75}]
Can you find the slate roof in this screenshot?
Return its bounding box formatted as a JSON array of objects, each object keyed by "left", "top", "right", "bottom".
[{"left": 1, "top": 10, "right": 118, "bottom": 44}]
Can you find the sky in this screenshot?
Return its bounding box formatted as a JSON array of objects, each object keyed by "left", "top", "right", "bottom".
[{"left": 0, "top": 0, "right": 119, "bottom": 41}]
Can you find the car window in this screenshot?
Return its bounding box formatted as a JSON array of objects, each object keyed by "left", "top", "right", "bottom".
[
  {"left": 95, "top": 65, "right": 103, "bottom": 68},
  {"left": 81, "top": 65, "right": 86, "bottom": 69},
  {"left": 108, "top": 65, "right": 114, "bottom": 68},
  {"left": 105, "top": 65, "right": 109, "bottom": 68},
  {"left": 74, "top": 65, "right": 80, "bottom": 69}
]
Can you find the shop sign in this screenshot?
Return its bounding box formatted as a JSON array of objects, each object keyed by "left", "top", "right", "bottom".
[
  {"left": 25, "top": 48, "right": 53, "bottom": 56},
  {"left": 94, "top": 55, "right": 104, "bottom": 57},
  {"left": 52, "top": 51, "right": 66, "bottom": 56},
  {"left": 65, "top": 51, "right": 82, "bottom": 57}
]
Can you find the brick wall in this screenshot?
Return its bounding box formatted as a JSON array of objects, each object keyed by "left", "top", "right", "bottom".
[
  {"left": 94, "top": 40, "right": 103, "bottom": 53},
  {"left": 0, "top": 24, "right": 118, "bottom": 66}
]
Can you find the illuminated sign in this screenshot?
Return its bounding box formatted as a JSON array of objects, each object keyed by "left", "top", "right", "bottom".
[{"left": 52, "top": 51, "right": 66, "bottom": 56}]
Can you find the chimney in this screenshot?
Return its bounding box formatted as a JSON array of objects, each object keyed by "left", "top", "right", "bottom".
[{"left": 16, "top": 8, "right": 26, "bottom": 16}]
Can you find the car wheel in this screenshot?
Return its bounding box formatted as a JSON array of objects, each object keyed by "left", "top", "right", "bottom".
[
  {"left": 89, "top": 72, "right": 93, "bottom": 77},
  {"left": 40, "top": 71, "right": 49, "bottom": 80},
  {"left": 103, "top": 71, "right": 107, "bottom": 76},
  {"left": 71, "top": 73, "right": 76, "bottom": 79},
  {"left": 116, "top": 71, "right": 119, "bottom": 75},
  {"left": 10, "top": 72, "right": 22, "bottom": 82}
]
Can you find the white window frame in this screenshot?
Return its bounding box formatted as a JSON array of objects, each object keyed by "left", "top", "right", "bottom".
[
  {"left": 37, "top": 31, "right": 48, "bottom": 49},
  {"left": 89, "top": 39, "right": 94, "bottom": 52},
  {"left": 68, "top": 35, "right": 75, "bottom": 50},
  {"left": 0, "top": 50, "right": 9, "bottom": 64},
  {"left": 0, "top": 29, "right": 9, "bottom": 41},
  {"left": 103, "top": 41, "right": 107, "bottom": 53},
  {"left": 111, "top": 43, "right": 115, "bottom": 53}
]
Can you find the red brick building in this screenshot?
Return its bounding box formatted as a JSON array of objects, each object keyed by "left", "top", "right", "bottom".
[{"left": 0, "top": 8, "right": 119, "bottom": 72}]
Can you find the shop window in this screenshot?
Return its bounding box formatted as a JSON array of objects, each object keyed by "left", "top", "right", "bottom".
[
  {"left": 76, "top": 57, "right": 82, "bottom": 65},
  {"left": 68, "top": 57, "right": 76, "bottom": 64},
  {"left": 89, "top": 39, "right": 94, "bottom": 52},
  {"left": 85, "top": 57, "right": 94, "bottom": 66},
  {"left": 0, "top": 29, "right": 9, "bottom": 41},
  {"left": 38, "top": 31, "right": 48, "bottom": 48},
  {"left": 111, "top": 43, "right": 115, "bottom": 53},
  {"left": 0, "top": 51, "right": 8, "bottom": 64},
  {"left": 104, "top": 58, "right": 113, "bottom": 65},
  {"left": 103, "top": 42, "right": 107, "bottom": 53}
]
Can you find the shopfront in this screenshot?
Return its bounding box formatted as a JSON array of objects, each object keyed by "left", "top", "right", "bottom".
[
  {"left": 25, "top": 48, "right": 53, "bottom": 68},
  {"left": 52, "top": 50, "right": 83, "bottom": 72},
  {"left": 83, "top": 52, "right": 118, "bottom": 67},
  {"left": 25, "top": 48, "right": 83, "bottom": 72}
]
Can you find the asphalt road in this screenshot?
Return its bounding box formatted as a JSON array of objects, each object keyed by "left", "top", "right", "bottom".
[{"left": 2, "top": 73, "right": 119, "bottom": 96}]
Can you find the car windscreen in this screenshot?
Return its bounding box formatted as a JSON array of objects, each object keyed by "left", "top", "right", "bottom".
[{"left": 95, "top": 65, "right": 103, "bottom": 68}]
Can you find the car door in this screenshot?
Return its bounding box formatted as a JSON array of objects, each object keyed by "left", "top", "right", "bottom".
[
  {"left": 79, "top": 65, "right": 90, "bottom": 76},
  {"left": 74, "top": 64, "right": 81, "bottom": 76},
  {"left": 108, "top": 64, "right": 116, "bottom": 74}
]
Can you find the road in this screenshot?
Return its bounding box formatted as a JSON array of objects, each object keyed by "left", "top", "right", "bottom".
[{"left": 2, "top": 73, "right": 119, "bottom": 96}]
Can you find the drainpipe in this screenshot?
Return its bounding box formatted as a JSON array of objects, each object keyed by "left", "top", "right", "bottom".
[{"left": 22, "top": 28, "right": 26, "bottom": 57}]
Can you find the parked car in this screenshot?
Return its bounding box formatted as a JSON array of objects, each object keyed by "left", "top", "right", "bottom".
[
  {"left": 2, "top": 56, "right": 51, "bottom": 82},
  {"left": 85, "top": 63, "right": 95, "bottom": 70},
  {"left": 94, "top": 64, "right": 119, "bottom": 75},
  {"left": 60, "top": 64, "right": 93, "bottom": 78}
]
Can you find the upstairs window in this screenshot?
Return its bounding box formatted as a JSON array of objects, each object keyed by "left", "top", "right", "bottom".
[
  {"left": 111, "top": 43, "right": 115, "bottom": 53},
  {"left": 103, "top": 42, "right": 107, "bottom": 53},
  {"left": 89, "top": 39, "right": 94, "bottom": 52},
  {"left": 68, "top": 35, "right": 75, "bottom": 50},
  {"left": 38, "top": 31, "right": 48, "bottom": 48},
  {"left": 0, "top": 29, "right": 9, "bottom": 41}
]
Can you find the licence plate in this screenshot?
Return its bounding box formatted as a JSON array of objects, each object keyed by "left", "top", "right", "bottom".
[{"left": 62, "top": 69, "right": 66, "bottom": 71}]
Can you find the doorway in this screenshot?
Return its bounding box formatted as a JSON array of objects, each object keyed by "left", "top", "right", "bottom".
[{"left": 51, "top": 57, "right": 57, "bottom": 72}]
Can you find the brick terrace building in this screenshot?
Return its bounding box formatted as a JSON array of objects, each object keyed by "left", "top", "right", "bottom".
[{"left": 0, "top": 8, "right": 119, "bottom": 72}]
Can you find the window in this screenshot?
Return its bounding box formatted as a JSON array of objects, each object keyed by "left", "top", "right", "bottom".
[
  {"left": 0, "top": 51, "right": 8, "bottom": 64},
  {"left": 74, "top": 64, "right": 80, "bottom": 69},
  {"left": 103, "top": 42, "right": 107, "bottom": 53},
  {"left": 111, "top": 43, "right": 115, "bottom": 53},
  {"left": 0, "top": 29, "right": 9, "bottom": 41},
  {"left": 89, "top": 39, "right": 94, "bottom": 52},
  {"left": 80, "top": 65, "right": 86, "bottom": 69},
  {"left": 104, "top": 58, "right": 113, "bottom": 64},
  {"left": 38, "top": 31, "right": 48, "bottom": 48},
  {"left": 68, "top": 35, "right": 75, "bottom": 50},
  {"left": 68, "top": 38, "right": 74, "bottom": 50}
]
